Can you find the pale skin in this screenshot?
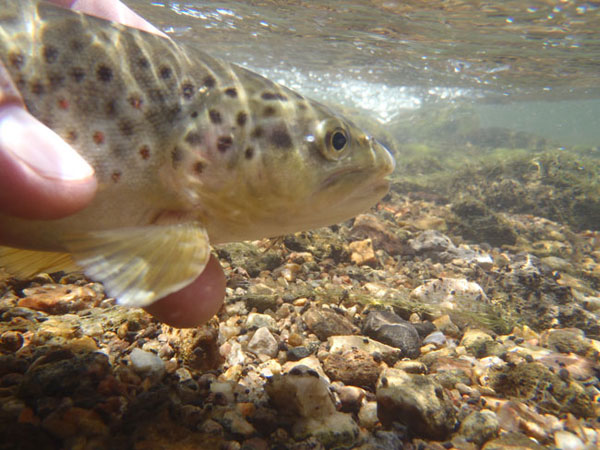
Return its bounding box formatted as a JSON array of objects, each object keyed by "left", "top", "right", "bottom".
[{"left": 0, "top": 0, "right": 226, "bottom": 327}]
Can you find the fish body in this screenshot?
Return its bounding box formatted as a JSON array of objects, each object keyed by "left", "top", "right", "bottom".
[{"left": 0, "top": 0, "right": 395, "bottom": 306}]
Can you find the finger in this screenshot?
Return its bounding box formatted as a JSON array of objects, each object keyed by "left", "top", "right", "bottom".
[
  {"left": 50, "top": 0, "right": 167, "bottom": 37},
  {"left": 0, "top": 105, "right": 97, "bottom": 220},
  {"left": 143, "top": 254, "right": 226, "bottom": 328}
]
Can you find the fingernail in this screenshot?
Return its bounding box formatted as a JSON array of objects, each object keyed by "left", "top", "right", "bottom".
[{"left": 0, "top": 105, "right": 94, "bottom": 181}]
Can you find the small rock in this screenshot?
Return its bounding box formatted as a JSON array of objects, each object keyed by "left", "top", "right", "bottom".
[
  {"left": 376, "top": 368, "right": 457, "bottom": 440},
  {"left": 302, "top": 307, "right": 358, "bottom": 340},
  {"left": 322, "top": 349, "right": 380, "bottom": 388},
  {"left": 423, "top": 331, "right": 447, "bottom": 346},
  {"left": 410, "top": 230, "right": 456, "bottom": 254},
  {"left": 554, "top": 430, "right": 584, "bottom": 450},
  {"left": 357, "top": 401, "right": 379, "bottom": 430},
  {"left": 286, "top": 346, "right": 313, "bottom": 361},
  {"left": 459, "top": 410, "right": 499, "bottom": 446},
  {"left": 328, "top": 335, "right": 402, "bottom": 365},
  {"left": 0, "top": 331, "right": 24, "bottom": 352},
  {"left": 221, "top": 410, "right": 255, "bottom": 437},
  {"left": 246, "top": 312, "right": 277, "bottom": 331},
  {"left": 337, "top": 386, "right": 365, "bottom": 413},
  {"left": 265, "top": 365, "right": 358, "bottom": 448},
  {"left": 411, "top": 277, "right": 488, "bottom": 306},
  {"left": 247, "top": 327, "right": 278, "bottom": 357},
  {"left": 363, "top": 310, "right": 421, "bottom": 358},
  {"left": 461, "top": 329, "right": 504, "bottom": 358},
  {"left": 129, "top": 348, "right": 165, "bottom": 381},
  {"left": 349, "top": 238, "right": 377, "bottom": 267},
  {"left": 482, "top": 431, "right": 546, "bottom": 450}
]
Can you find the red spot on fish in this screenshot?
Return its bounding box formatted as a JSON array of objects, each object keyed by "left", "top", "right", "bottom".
[
  {"left": 111, "top": 171, "right": 121, "bottom": 183},
  {"left": 128, "top": 94, "right": 143, "bottom": 109},
  {"left": 139, "top": 146, "right": 150, "bottom": 160},
  {"left": 58, "top": 98, "right": 69, "bottom": 110},
  {"left": 93, "top": 131, "right": 105, "bottom": 145}
]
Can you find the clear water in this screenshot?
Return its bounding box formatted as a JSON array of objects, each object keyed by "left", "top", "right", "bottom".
[{"left": 126, "top": 0, "right": 600, "bottom": 147}]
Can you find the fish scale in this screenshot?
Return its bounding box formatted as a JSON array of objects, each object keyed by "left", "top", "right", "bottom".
[{"left": 0, "top": 0, "right": 395, "bottom": 307}]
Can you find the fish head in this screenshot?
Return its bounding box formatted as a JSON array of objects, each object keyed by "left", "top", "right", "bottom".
[{"left": 180, "top": 67, "right": 395, "bottom": 243}]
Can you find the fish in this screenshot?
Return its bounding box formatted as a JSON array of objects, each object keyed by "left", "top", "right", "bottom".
[{"left": 0, "top": 0, "right": 395, "bottom": 307}]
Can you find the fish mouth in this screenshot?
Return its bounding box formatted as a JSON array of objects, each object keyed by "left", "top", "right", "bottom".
[{"left": 319, "top": 167, "right": 391, "bottom": 192}]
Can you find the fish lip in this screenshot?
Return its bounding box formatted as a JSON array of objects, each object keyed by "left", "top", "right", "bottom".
[{"left": 320, "top": 167, "right": 391, "bottom": 191}]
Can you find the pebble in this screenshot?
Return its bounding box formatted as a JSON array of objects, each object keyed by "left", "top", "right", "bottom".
[
  {"left": 411, "top": 277, "right": 488, "bottom": 306},
  {"left": 363, "top": 310, "right": 421, "bottom": 358},
  {"left": 322, "top": 348, "right": 380, "bottom": 388},
  {"left": 247, "top": 327, "right": 278, "bottom": 358},
  {"left": 459, "top": 410, "right": 499, "bottom": 446},
  {"left": 349, "top": 238, "right": 377, "bottom": 267},
  {"left": 376, "top": 368, "right": 457, "bottom": 440},
  {"left": 129, "top": 348, "right": 165, "bottom": 381},
  {"left": 245, "top": 312, "right": 277, "bottom": 331},
  {"left": 302, "top": 307, "right": 359, "bottom": 340}
]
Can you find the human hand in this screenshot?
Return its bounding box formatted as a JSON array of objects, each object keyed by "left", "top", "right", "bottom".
[{"left": 0, "top": 0, "right": 226, "bottom": 327}]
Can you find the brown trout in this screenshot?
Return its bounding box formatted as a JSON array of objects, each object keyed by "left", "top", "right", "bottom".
[{"left": 0, "top": 0, "right": 395, "bottom": 307}]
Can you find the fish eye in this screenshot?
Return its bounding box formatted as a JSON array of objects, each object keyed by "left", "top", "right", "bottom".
[
  {"left": 330, "top": 130, "right": 347, "bottom": 151},
  {"left": 316, "top": 118, "right": 351, "bottom": 161}
]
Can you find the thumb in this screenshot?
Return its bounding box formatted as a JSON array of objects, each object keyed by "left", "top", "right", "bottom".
[{"left": 0, "top": 104, "right": 97, "bottom": 220}]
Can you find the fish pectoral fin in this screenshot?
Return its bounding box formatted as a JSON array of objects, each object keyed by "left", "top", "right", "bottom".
[
  {"left": 0, "top": 246, "right": 79, "bottom": 277},
  {"left": 63, "top": 223, "right": 211, "bottom": 308}
]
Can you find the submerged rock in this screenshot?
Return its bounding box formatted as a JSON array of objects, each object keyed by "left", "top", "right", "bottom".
[
  {"left": 363, "top": 310, "right": 421, "bottom": 358},
  {"left": 265, "top": 365, "right": 359, "bottom": 448},
  {"left": 376, "top": 368, "right": 457, "bottom": 440}
]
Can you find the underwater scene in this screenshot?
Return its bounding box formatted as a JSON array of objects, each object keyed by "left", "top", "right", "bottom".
[{"left": 1, "top": 0, "right": 599, "bottom": 448}]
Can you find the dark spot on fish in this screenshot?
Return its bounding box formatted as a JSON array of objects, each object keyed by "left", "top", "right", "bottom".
[
  {"left": 236, "top": 111, "right": 247, "bottom": 127},
  {"left": 164, "top": 104, "right": 182, "bottom": 123},
  {"left": 48, "top": 72, "right": 65, "bottom": 88},
  {"left": 138, "top": 57, "right": 150, "bottom": 69},
  {"left": 139, "top": 146, "right": 150, "bottom": 160},
  {"left": 193, "top": 161, "right": 204, "bottom": 174},
  {"left": 111, "top": 171, "right": 121, "bottom": 182},
  {"left": 181, "top": 82, "right": 195, "bottom": 99},
  {"left": 251, "top": 127, "right": 263, "bottom": 139},
  {"left": 70, "top": 39, "right": 84, "bottom": 52},
  {"left": 263, "top": 106, "right": 276, "bottom": 117},
  {"left": 70, "top": 67, "right": 86, "bottom": 83},
  {"left": 261, "top": 91, "right": 287, "bottom": 101},
  {"left": 171, "top": 146, "right": 183, "bottom": 167},
  {"left": 244, "top": 147, "right": 254, "bottom": 159},
  {"left": 217, "top": 136, "right": 233, "bottom": 152},
  {"left": 14, "top": 76, "right": 25, "bottom": 89},
  {"left": 185, "top": 131, "right": 202, "bottom": 145},
  {"left": 98, "top": 31, "right": 112, "bottom": 43},
  {"left": 105, "top": 100, "right": 118, "bottom": 116},
  {"left": 209, "top": 109, "right": 222, "bottom": 124},
  {"left": 97, "top": 64, "right": 113, "bottom": 82},
  {"left": 224, "top": 87, "right": 237, "bottom": 98},
  {"left": 270, "top": 125, "right": 292, "bottom": 149},
  {"left": 30, "top": 81, "right": 44, "bottom": 96},
  {"left": 148, "top": 88, "right": 166, "bottom": 103},
  {"left": 119, "top": 119, "right": 135, "bottom": 136},
  {"left": 42, "top": 45, "right": 59, "bottom": 64},
  {"left": 298, "top": 103, "right": 307, "bottom": 111},
  {"left": 8, "top": 52, "right": 24, "bottom": 69},
  {"left": 190, "top": 111, "right": 198, "bottom": 118},
  {"left": 65, "top": 130, "right": 77, "bottom": 143},
  {"left": 58, "top": 98, "right": 69, "bottom": 110},
  {"left": 93, "top": 131, "right": 105, "bottom": 145},
  {"left": 203, "top": 75, "right": 216, "bottom": 89},
  {"left": 159, "top": 65, "right": 172, "bottom": 80},
  {"left": 128, "top": 93, "right": 143, "bottom": 109}
]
